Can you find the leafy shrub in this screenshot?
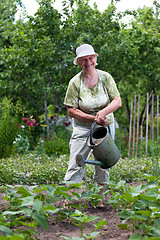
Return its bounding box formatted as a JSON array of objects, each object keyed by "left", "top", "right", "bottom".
[
  {"left": 35, "top": 124, "right": 72, "bottom": 156},
  {"left": 114, "top": 128, "right": 129, "bottom": 158},
  {"left": 12, "top": 134, "right": 30, "bottom": 154},
  {"left": 140, "top": 139, "right": 160, "bottom": 157},
  {"left": 0, "top": 98, "right": 19, "bottom": 158},
  {"left": 53, "top": 125, "right": 71, "bottom": 156},
  {"left": 55, "top": 124, "right": 72, "bottom": 141}
]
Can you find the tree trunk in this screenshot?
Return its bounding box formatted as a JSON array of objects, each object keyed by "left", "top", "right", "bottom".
[
  {"left": 125, "top": 97, "right": 130, "bottom": 125},
  {"left": 44, "top": 95, "right": 50, "bottom": 137},
  {"left": 52, "top": 104, "right": 66, "bottom": 136}
]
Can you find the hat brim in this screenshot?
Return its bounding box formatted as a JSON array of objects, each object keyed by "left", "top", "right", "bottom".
[{"left": 73, "top": 53, "right": 98, "bottom": 65}]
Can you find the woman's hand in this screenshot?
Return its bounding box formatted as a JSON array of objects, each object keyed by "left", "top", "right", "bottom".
[
  {"left": 95, "top": 109, "right": 110, "bottom": 126},
  {"left": 95, "top": 96, "right": 122, "bottom": 126}
]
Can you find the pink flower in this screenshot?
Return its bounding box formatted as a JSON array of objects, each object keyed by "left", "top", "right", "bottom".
[
  {"left": 27, "top": 120, "right": 32, "bottom": 126},
  {"left": 23, "top": 117, "right": 28, "bottom": 122},
  {"left": 22, "top": 116, "right": 38, "bottom": 128}
]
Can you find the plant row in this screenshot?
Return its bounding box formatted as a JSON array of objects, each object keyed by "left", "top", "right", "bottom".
[{"left": 0, "top": 175, "right": 160, "bottom": 240}]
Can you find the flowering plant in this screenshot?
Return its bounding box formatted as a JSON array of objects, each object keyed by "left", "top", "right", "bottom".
[
  {"left": 22, "top": 116, "right": 38, "bottom": 131},
  {"left": 13, "top": 116, "right": 39, "bottom": 154}
]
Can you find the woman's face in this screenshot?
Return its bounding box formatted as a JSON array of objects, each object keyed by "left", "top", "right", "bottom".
[{"left": 78, "top": 55, "right": 97, "bottom": 72}]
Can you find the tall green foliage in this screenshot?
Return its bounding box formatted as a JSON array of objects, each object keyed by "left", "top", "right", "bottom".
[{"left": 0, "top": 98, "right": 19, "bottom": 158}]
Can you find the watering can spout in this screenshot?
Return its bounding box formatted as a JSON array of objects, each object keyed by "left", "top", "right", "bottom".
[{"left": 76, "top": 152, "right": 104, "bottom": 168}]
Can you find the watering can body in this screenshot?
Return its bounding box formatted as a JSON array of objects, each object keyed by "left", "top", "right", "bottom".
[{"left": 76, "top": 121, "right": 121, "bottom": 169}]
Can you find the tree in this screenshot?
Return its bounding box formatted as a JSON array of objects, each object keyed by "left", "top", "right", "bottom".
[
  {"left": 0, "top": 0, "right": 71, "bottom": 136},
  {"left": 0, "top": 0, "right": 159, "bottom": 136}
]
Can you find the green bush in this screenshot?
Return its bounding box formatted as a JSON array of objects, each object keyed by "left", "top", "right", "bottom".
[
  {"left": 115, "top": 128, "right": 129, "bottom": 158},
  {"left": 55, "top": 124, "right": 72, "bottom": 140},
  {"left": 35, "top": 124, "right": 72, "bottom": 156},
  {"left": 0, "top": 98, "right": 19, "bottom": 158},
  {"left": 53, "top": 125, "right": 71, "bottom": 156},
  {"left": 12, "top": 134, "right": 30, "bottom": 154},
  {"left": 140, "top": 138, "right": 160, "bottom": 157}
]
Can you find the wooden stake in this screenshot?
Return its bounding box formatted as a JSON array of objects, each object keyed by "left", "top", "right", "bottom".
[
  {"left": 132, "top": 95, "right": 136, "bottom": 157},
  {"left": 157, "top": 95, "right": 159, "bottom": 143},
  {"left": 128, "top": 100, "right": 133, "bottom": 158},
  {"left": 136, "top": 94, "right": 140, "bottom": 158},
  {"left": 151, "top": 94, "right": 154, "bottom": 141},
  {"left": 140, "top": 124, "right": 143, "bottom": 157},
  {"left": 146, "top": 93, "right": 149, "bottom": 157}
]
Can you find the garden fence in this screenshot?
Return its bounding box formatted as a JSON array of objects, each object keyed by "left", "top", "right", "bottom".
[{"left": 128, "top": 92, "right": 159, "bottom": 158}]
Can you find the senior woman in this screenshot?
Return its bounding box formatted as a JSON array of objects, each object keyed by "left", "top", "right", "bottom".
[{"left": 64, "top": 44, "right": 122, "bottom": 207}]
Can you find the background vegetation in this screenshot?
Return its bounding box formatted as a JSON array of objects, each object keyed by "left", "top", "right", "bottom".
[
  {"left": 0, "top": 0, "right": 159, "bottom": 148},
  {"left": 0, "top": 1, "right": 160, "bottom": 239}
]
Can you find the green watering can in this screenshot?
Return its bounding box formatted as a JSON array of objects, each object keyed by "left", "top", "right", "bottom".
[{"left": 76, "top": 121, "right": 121, "bottom": 169}]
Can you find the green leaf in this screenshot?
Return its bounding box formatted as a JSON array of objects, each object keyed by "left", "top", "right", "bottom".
[
  {"left": 62, "top": 181, "right": 85, "bottom": 188},
  {"left": 89, "top": 194, "right": 102, "bottom": 200},
  {"left": 146, "top": 238, "right": 160, "bottom": 240},
  {"left": 118, "top": 210, "right": 132, "bottom": 220},
  {"left": 0, "top": 225, "right": 13, "bottom": 235},
  {"left": 2, "top": 210, "right": 23, "bottom": 216},
  {"left": 8, "top": 236, "right": 24, "bottom": 240},
  {"left": 84, "top": 215, "right": 99, "bottom": 223},
  {"left": 32, "top": 212, "right": 48, "bottom": 230},
  {"left": 131, "top": 184, "right": 143, "bottom": 196},
  {"left": 43, "top": 205, "right": 60, "bottom": 212},
  {"left": 17, "top": 186, "right": 32, "bottom": 197},
  {"left": 94, "top": 218, "right": 108, "bottom": 229},
  {"left": 62, "top": 237, "right": 84, "bottom": 240},
  {"left": 20, "top": 196, "right": 34, "bottom": 207},
  {"left": 136, "top": 210, "right": 152, "bottom": 217},
  {"left": 84, "top": 231, "right": 100, "bottom": 238},
  {"left": 33, "top": 200, "right": 43, "bottom": 213},
  {"left": 54, "top": 190, "right": 71, "bottom": 198},
  {"left": 128, "top": 233, "right": 143, "bottom": 240},
  {"left": 117, "top": 224, "right": 129, "bottom": 230},
  {"left": 149, "top": 203, "right": 160, "bottom": 212}
]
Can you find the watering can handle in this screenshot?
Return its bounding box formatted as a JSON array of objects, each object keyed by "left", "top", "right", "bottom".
[{"left": 90, "top": 120, "right": 97, "bottom": 146}]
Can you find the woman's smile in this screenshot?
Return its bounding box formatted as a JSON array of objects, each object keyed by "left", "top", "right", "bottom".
[{"left": 78, "top": 55, "right": 97, "bottom": 72}]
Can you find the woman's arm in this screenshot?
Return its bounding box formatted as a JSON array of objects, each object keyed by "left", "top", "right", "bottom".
[
  {"left": 96, "top": 95, "right": 122, "bottom": 125},
  {"left": 67, "top": 106, "right": 96, "bottom": 123},
  {"left": 67, "top": 95, "right": 122, "bottom": 127}
]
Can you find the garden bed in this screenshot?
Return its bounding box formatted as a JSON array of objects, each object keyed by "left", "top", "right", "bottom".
[{"left": 0, "top": 189, "right": 138, "bottom": 240}]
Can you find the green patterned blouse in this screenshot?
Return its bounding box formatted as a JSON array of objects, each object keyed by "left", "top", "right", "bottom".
[{"left": 64, "top": 69, "right": 120, "bottom": 126}]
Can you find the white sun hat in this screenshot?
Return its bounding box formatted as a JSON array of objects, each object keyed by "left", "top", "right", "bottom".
[{"left": 73, "top": 44, "right": 98, "bottom": 65}]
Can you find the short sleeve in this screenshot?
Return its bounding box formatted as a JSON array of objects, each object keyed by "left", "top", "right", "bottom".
[
  {"left": 100, "top": 71, "right": 120, "bottom": 100},
  {"left": 64, "top": 73, "right": 81, "bottom": 108}
]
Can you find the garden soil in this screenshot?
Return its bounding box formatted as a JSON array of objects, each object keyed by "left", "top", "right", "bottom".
[
  {"left": 0, "top": 189, "right": 139, "bottom": 240},
  {"left": 36, "top": 202, "right": 134, "bottom": 240}
]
